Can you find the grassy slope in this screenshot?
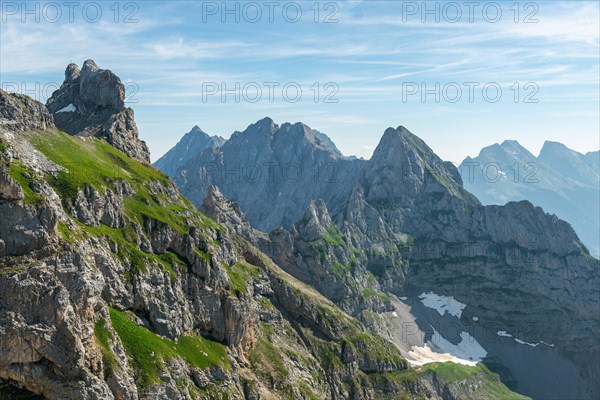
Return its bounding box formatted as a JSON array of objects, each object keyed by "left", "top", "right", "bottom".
[
  {"left": 421, "top": 362, "right": 531, "bottom": 400},
  {"left": 107, "top": 308, "right": 229, "bottom": 388}
]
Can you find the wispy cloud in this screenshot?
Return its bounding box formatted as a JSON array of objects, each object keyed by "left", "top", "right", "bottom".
[{"left": 0, "top": 0, "right": 597, "bottom": 162}]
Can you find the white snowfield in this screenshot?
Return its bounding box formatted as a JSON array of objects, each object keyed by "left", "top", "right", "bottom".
[
  {"left": 497, "top": 330, "right": 555, "bottom": 347},
  {"left": 56, "top": 103, "right": 76, "bottom": 113},
  {"left": 418, "top": 292, "right": 466, "bottom": 318},
  {"left": 407, "top": 327, "right": 487, "bottom": 366}
]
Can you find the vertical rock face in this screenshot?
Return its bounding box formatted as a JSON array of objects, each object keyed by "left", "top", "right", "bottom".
[
  {"left": 46, "top": 60, "right": 150, "bottom": 163},
  {"left": 161, "top": 117, "right": 366, "bottom": 231}
]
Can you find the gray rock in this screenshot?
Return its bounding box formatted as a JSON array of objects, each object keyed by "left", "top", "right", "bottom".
[
  {"left": 170, "top": 117, "right": 365, "bottom": 231},
  {"left": 46, "top": 60, "right": 150, "bottom": 163},
  {"left": 460, "top": 139, "right": 600, "bottom": 258},
  {"left": 0, "top": 89, "right": 54, "bottom": 132},
  {"left": 0, "top": 169, "right": 24, "bottom": 201},
  {"left": 154, "top": 126, "right": 225, "bottom": 177}
]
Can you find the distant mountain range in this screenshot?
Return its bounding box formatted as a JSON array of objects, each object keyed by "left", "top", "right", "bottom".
[{"left": 459, "top": 140, "right": 599, "bottom": 258}]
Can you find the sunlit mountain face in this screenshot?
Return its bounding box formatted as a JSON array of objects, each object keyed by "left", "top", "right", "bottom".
[{"left": 0, "top": 2, "right": 598, "bottom": 399}]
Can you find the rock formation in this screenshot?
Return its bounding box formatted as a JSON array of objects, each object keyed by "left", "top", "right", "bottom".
[{"left": 46, "top": 60, "right": 150, "bottom": 163}]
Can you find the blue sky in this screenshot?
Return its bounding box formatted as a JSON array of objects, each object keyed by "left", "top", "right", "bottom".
[{"left": 1, "top": 1, "right": 598, "bottom": 163}]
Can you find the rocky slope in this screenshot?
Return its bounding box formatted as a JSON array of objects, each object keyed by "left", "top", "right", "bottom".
[
  {"left": 164, "top": 120, "right": 600, "bottom": 399},
  {"left": 460, "top": 139, "right": 600, "bottom": 257},
  {"left": 46, "top": 60, "right": 150, "bottom": 164},
  {"left": 0, "top": 75, "right": 527, "bottom": 399}
]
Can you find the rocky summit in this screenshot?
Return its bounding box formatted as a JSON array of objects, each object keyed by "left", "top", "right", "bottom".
[
  {"left": 154, "top": 126, "right": 226, "bottom": 178},
  {"left": 0, "top": 62, "right": 539, "bottom": 400},
  {"left": 46, "top": 60, "right": 150, "bottom": 164}
]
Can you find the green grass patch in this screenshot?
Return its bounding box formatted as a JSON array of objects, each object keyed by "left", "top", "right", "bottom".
[
  {"left": 345, "top": 332, "right": 405, "bottom": 365},
  {"left": 81, "top": 222, "right": 189, "bottom": 281},
  {"left": 330, "top": 262, "right": 352, "bottom": 278},
  {"left": 28, "top": 129, "right": 200, "bottom": 235},
  {"left": 108, "top": 307, "right": 229, "bottom": 388},
  {"left": 7, "top": 161, "right": 44, "bottom": 204},
  {"left": 421, "top": 362, "right": 530, "bottom": 399},
  {"left": 194, "top": 248, "right": 212, "bottom": 264},
  {"left": 94, "top": 317, "right": 118, "bottom": 373},
  {"left": 57, "top": 222, "right": 82, "bottom": 244},
  {"left": 224, "top": 261, "right": 261, "bottom": 296},
  {"left": 362, "top": 287, "right": 391, "bottom": 302},
  {"left": 422, "top": 362, "right": 480, "bottom": 382},
  {"left": 249, "top": 322, "right": 289, "bottom": 383},
  {"left": 322, "top": 224, "right": 345, "bottom": 247}
]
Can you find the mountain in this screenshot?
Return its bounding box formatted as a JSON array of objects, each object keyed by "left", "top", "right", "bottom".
[
  {"left": 0, "top": 61, "right": 530, "bottom": 400},
  {"left": 585, "top": 150, "right": 599, "bottom": 171},
  {"left": 154, "top": 126, "right": 225, "bottom": 177},
  {"left": 313, "top": 129, "right": 343, "bottom": 156},
  {"left": 46, "top": 59, "right": 150, "bottom": 163},
  {"left": 163, "top": 121, "right": 599, "bottom": 399},
  {"left": 162, "top": 117, "right": 365, "bottom": 230},
  {"left": 459, "top": 140, "right": 600, "bottom": 258}
]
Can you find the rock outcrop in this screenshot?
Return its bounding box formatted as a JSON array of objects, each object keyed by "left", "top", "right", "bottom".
[
  {"left": 0, "top": 89, "right": 54, "bottom": 132},
  {"left": 46, "top": 60, "right": 150, "bottom": 163}
]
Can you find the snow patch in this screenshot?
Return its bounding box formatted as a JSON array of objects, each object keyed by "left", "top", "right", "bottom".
[
  {"left": 399, "top": 297, "right": 408, "bottom": 301},
  {"left": 56, "top": 103, "right": 76, "bottom": 113},
  {"left": 407, "top": 327, "right": 487, "bottom": 366},
  {"left": 497, "top": 330, "right": 554, "bottom": 347},
  {"left": 472, "top": 316, "right": 479, "bottom": 322},
  {"left": 515, "top": 338, "right": 537, "bottom": 347},
  {"left": 418, "top": 292, "right": 466, "bottom": 318}
]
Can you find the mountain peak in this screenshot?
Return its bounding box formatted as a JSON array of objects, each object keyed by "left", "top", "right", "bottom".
[
  {"left": 500, "top": 139, "right": 523, "bottom": 150},
  {"left": 153, "top": 126, "right": 226, "bottom": 176},
  {"left": 539, "top": 140, "right": 569, "bottom": 157},
  {"left": 474, "top": 139, "right": 534, "bottom": 161},
  {"left": 46, "top": 60, "right": 150, "bottom": 163},
  {"left": 367, "top": 125, "right": 471, "bottom": 204},
  {"left": 374, "top": 125, "right": 432, "bottom": 160},
  {"left": 65, "top": 63, "right": 80, "bottom": 81},
  {"left": 187, "top": 125, "right": 209, "bottom": 137},
  {"left": 252, "top": 116, "right": 278, "bottom": 131},
  {"left": 232, "top": 117, "right": 279, "bottom": 142}
]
